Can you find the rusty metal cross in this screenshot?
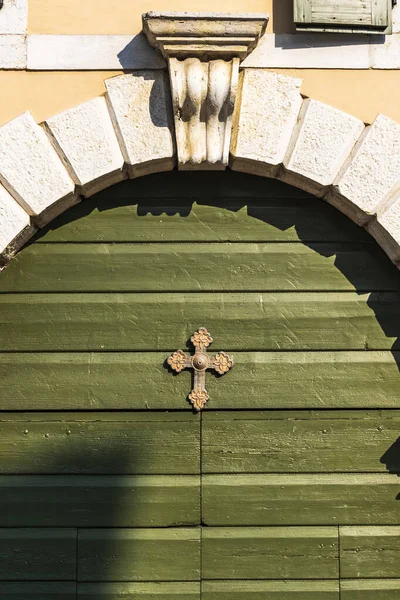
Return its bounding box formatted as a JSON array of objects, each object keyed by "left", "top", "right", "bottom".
[{"left": 167, "top": 327, "right": 234, "bottom": 411}]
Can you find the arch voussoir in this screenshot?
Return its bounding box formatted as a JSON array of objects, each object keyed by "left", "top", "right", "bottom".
[{"left": 0, "top": 65, "right": 400, "bottom": 270}]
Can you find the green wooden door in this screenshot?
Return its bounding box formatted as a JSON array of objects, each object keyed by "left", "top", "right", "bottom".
[{"left": 0, "top": 171, "right": 399, "bottom": 599}]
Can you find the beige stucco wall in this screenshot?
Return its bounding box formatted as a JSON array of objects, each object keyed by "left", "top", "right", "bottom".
[{"left": 0, "top": 0, "right": 399, "bottom": 127}]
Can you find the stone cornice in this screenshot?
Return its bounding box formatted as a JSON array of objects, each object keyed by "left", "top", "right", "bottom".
[{"left": 142, "top": 12, "right": 269, "bottom": 60}]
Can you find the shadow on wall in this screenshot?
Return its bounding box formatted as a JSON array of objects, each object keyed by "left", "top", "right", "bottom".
[
  {"left": 6, "top": 170, "right": 400, "bottom": 591},
  {"left": 33, "top": 170, "right": 400, "bottom": 360}
]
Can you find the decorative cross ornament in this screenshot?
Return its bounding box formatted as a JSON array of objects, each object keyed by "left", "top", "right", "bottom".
[{"left": 167, "top": 327, "right": 234, "bottom": 411}]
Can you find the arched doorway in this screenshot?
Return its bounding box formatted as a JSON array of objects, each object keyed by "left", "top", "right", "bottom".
[{"left": 0, "top": 171, "right": 399, "bottom": 599}]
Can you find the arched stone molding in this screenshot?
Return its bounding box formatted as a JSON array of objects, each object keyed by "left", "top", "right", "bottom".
[{"left": 0, "top": 68, "right": 400, "bottom": 268}]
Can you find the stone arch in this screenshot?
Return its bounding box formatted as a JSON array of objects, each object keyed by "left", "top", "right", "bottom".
[{"left": 0, "top": 69, "right": 400, "bottom": 269}]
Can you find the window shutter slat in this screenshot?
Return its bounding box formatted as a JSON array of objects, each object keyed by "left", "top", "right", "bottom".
[{"left": 294, "top": 0, "right": 392, "bottom": 33}]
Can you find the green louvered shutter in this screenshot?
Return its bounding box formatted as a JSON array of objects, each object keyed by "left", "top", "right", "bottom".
[{"left": 294, "top": 0, "right": 393, "bottom": 33}]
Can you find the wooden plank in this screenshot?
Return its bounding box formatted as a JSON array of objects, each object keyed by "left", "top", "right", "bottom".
[
  {"left": 37, "top": 196, "right": 371, "bottom": 243},
  {"left": 202, "top": 410, "right": 400, "bottom": 473},
  {"left": 341, "top": 580, "right": 400, "bottom": 599},
  {"left": 202, "top": 527, "right": 339, "bottom": 580},
  {"left": 202, "top": 473, "right": 400, "bottom": 525},
  {"left": 92, "top": 171, "right": 311, "bottom": 201},
  {"left": 1, "top": 243, "right": 397, "bottom": 293},
  {"left": 1, "top": 352, "right": 400, "bottom": 411},
  {"left": 371, "top": 0, "right": 390, "bottom": 27},
  {"left": 78, "top": 582, "right": 200, "bottom": 599},
  {"left": 312, "top": 0, "right": 372, "bottom": 25},
  {"left": 4, "top": 243, "right": 398, "bottom": 293},
  {"left": 0, "top": 475, "right": 200, "bottom": 527},
  {"left": 294, "top": 0, "right": 313, "bottom": 24},
  {"left": 202, "top": 580, "right": 339, "bottom": 599},
  {"left": 0, "top": 413, "right": 199, "bottom": 474},
  {"left": 340, "top": 526, "right": 400, "bottom": 578},
  {"left": 0, "top": 528, "right": 76, "bottom": 580},
  {"left": 0, "top": 583, "right": 76, "bottom": 599},
  {"left": 78, "top": 528, "right": 201, "bottom": 582},
  {"left": 0, "top": 292, "right": 398, "bottom": 352}
]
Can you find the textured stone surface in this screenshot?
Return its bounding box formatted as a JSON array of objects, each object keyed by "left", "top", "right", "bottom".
[
  {"left": 27, "top": 34, "right": 165, "bottom": 70},
  {"left": 142, "top": 11, "right": 269, "bottom": 60},
  {"left": 371, "top": 34, "right": 400, "bottom": 69},
  {"left": 105, "top": 72, "right": 175, "bottom": 178},
  {"left": 230, "top": 70, "right": 303, "bottom": 177},
  {"left": 367, "top": 191, "right": 400, "bottom": 264},
  {"left": 0, "top": 34, "right": 26, "bottom": 69},
  {"left": 0, "top": 112, "right": 77, "bottom": 226},
  {"left": 169, "top": 57, "right": 239, "bottom": 170},
  {"left": 282, "top": 99, "right": 364, "bottom": 196},
  {"left": 0, "top": 0, "right": 27, "bottom": 34},
  {"left": 45, "top": 97, "right": 125, "bottom": 197},
  {"left": 242, "top": 33, "right": 371, "bottom": 69},
  {"left": 0, "top": 183, "right": 34, "bottom": 257},
  {"left": 327, "top": 114, "right": 400, "bottom": 225}
]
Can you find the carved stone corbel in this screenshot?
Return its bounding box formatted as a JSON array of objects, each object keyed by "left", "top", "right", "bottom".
[{"left": 142, "top": 12, "right": 269, "bottom": 170}]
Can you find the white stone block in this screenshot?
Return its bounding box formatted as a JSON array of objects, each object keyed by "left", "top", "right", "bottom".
[
  {"left": 367, "top": 191, "right": 400, "bottom": 264},
  {"left": 327, "top": 114, "right": 400, "bottom": 225},
  {"left": 230, "top": 70, "right": 303, "bottom": 178},
  {"left": 281, "top": 99, "right": 364, "bottom": 196},
  {"left": 0, "top": 34, "right": 26, "bottom": 69},
  {"left": 105, "top": 72, "right": 175, "bottom": 178},
  {"left": 0, "top": 112, "right": 77, "bottom": 227},
  {"left": 45, "top": 97, "right": 125, "bottom": 197},
  {"left": 242, "top": 33, "right": 371, "bottom": 69},
  {"left": 0, "top": 0, "right": 27, "bottom": 34},
  {"left": 371, "top": 34, "right": 400, "bottom": 69},
  {"left": 27, "top": 34, "right": 165, "bottom": 70},
  {"left": 0, "top": 183, "right": 34, "bottom": 258},
  {"left": 393, "top": 5, "right": 400, "bottom": 34}
]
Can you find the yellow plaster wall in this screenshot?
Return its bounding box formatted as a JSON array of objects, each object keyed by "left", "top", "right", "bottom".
[
  {"left": 0, "top": 1, "right": 397, "bottom": 129},
  {"left": 1, "top": 70, "right": 399, "bottom": 128},
  {"left": 28, "top": 0, "right": 294, "bottom": 34}
]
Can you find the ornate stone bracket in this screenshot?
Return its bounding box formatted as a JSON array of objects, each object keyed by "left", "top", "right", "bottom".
[{"left": 142, "top": 12, "right": 269, "bottom": 170}]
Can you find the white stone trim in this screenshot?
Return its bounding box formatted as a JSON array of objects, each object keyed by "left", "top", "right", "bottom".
[
  {"left": 0, "top": 112, "right": 77, "bottom": 227},
  {"left": 326, "top": 114, "right": 400, "bottom": 225},
  {"left": 230, "top": 70, "right": 303, "bottom": 178},
  {"left": 0, "top": 70, "right": 400, "bottom": 270},
  {"left": 281, "top": 99, "right": 365, "bottom": 197},
  {"left": 0, "top": 34, "right": 26, "bottom": 69},
  {"left": 27, "top": 34, "right": 165, "bottom": 70},
  {"left": 0, "top": 183, "right": 35, "bottom": 258},
  {"left": 0, "top": 0, "right": 27, "bottom": 34},
  {"left": 105, "top": 72, "right": 175, "bottom": 178},
  {"left": 0, "top": 32, "right": 391, "bottom": 70},
  {"left": 44, "top": 97, "right": 125, "bottom": 197},
  {"left": 3, "top": 32, "right": 400, "bottom": 70}
]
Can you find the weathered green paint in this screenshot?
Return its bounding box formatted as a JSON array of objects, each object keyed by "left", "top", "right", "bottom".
[
  {"left": 340, "top": 526, "right": 400, "bottom": 578},
  {"left": 341, "top": 580, "right": 400, "bottom": 600},
  {"left": 0, "top": 292, "right": 398, "bottom": 351},
  {"left": 78, "top": 582, "right": 200, "bottom": 599},
  {"left": 0, "top": 475, "right": 200, "bottom": 527},
  {"left": 2, "top": 243, "right": 397, "bottom": 292},
  {"left": 202, "top": 410, "right": 400, "bottom": 473},
  {"left": 0, "top": 413, "right": 199, "bottom": 474},
  {"left": 78, "top": 529, "right": 201, "bottom": 581},
  {"left": 0, "top": 529, "right": 76, "bottom": 580},
  {"left": 2, "top": 352, "right": 400, "bottom": 410},
  {"left": 202, "top": 474, "right": 400, "bottom": 525},
  {"left": 202, "top": 527, "right": 339, "bottom": 580},
  {"left": 36, "top": 172, "right": 370, "bottom": 244},
  {"left": 1, "top": 172, "right": 400, "bottom": 592},
  {"left": 202, "top": 581, "right": 339, "bottom": 600}
]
